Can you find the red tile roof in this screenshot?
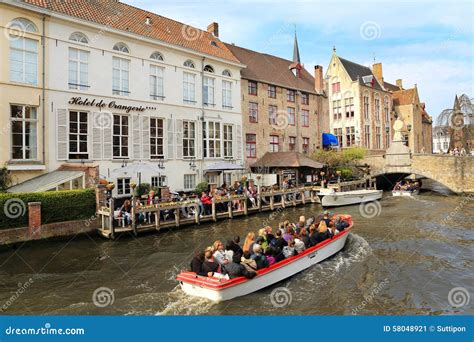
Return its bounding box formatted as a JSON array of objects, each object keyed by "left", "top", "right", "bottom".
[
  {"left": 392, "top": 88, "right": 417, "bottom": 106},
  {"left": 20, "top": 0, "right": 240, "bottom": 63}
]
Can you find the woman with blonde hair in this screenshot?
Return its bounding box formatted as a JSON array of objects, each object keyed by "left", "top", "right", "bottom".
[
  {"left": 316, "top": 220, "right": 331, "bottom": 244},
  {"left": 242, "top": 232, "right": 255, "bottom": 254}
]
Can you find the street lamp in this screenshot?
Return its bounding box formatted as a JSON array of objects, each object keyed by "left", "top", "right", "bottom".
[
  {"left": 407, "top": 124, "right": 412, "bottom": 132},
  {"left": 189, "top": 158, "right": 197, "bottom": 171}
]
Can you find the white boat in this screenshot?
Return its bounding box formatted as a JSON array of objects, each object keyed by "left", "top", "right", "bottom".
[
  {"left": 176, "top": 215, "right": 353, "bottom": 302},
  {"left": 318, "top": 189, "right": 383, "bottom": 207},
  {"left": 392, "top": 189, "right": 419, "bottom": 197}
]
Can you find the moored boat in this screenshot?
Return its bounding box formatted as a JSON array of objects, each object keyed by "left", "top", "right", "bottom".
[
  {"left": 318, "top": 189, "right": 383, "bottom": 207},
  {"left": 176, "top": 215, "right": 353, "bottom": 302}
]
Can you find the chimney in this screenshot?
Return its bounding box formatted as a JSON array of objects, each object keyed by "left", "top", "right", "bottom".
[
  {"left": 314, "top": 65, "right": 324, "bottom": 93},
  {"left": 207, "top": 22, "right": 219, "bottom": 38},
  {"left": 396, "top": 79, "right": 403, "bottom": 89},
  {"left": 372, "top": 62, "right": 383, "bottom": 83}
]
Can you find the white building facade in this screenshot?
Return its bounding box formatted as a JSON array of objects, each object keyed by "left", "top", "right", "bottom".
[{"left": 432, "top": 126, "right": 450, "bottom": 154}]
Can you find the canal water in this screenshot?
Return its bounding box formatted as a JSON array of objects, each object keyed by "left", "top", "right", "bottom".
[{"left": 0, "top": 187, "right": 472, "bottom": 315}]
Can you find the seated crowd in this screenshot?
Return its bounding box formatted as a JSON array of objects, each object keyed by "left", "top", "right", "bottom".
[{"left": 190, "top": 212, "right": 350, "bottom": 280}]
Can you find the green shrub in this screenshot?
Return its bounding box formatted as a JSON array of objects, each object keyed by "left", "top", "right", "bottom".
[
  {"left": 195, "top": 181, "right": 208, "bottom": 194},
  {"left": 137, "top": 183, "right": 151, "bottom": 197},
  {"left": 0, "top": 189, "right": 96, "bottom": 229},
  {"left": 336, "top": 167, "right": 354, "bottom": 180}
]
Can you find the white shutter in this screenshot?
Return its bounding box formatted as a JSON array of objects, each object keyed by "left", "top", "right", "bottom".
[
  {"left": 176, "top": 119, "right": 183, "bottom": 159},
  {"left": 167, "top": 118, "right": 174, "bottom": 160},
  {"left": 141, "top": 116, "right": 150, "bottom": 160},
  {"left": 132, "top": 115, "right": 141, "bottom": 160},
  {"left": 196, "top": 120, "right": 202, "bottom": 160},
  {"left": 91, "top": 112, "right": 103, "bottom": 160},
  {"left": 103, "top": 113, "right": 113, "bottom": 160},
  {"left": 56, "top": 108, "right": 68, "bottom": 160},
  {"left": 235, "top": 124, "right": 242, "bottom": 161}
]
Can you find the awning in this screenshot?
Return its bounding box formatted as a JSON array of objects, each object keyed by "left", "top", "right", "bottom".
[
  {"left": 8, "top": 170, "right": 84, "bottom": 193},
  {"left": 205, "top": 161, "right": 245, "bottom": 173},
  {"left": 322, "top": 133, "right": 339, "bottom": 147},
  {"left": 251, "top": 152, "right": 325, "bottom": 169}
]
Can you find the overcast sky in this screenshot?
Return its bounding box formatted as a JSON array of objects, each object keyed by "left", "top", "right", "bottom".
[{"left": 127, "top": 0, "right": 473, "bottom": 123}]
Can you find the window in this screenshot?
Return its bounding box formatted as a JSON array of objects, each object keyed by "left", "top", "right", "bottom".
[
  {"left": 223, "top": 172, "right": 232, "bottom": 186},
  {"left": 268, "top": 105, "right": 277, "bottom": 125},
  {"left": 117, "top": 178, "right": 131, "bottom": 195},
  {"left": 345, "top": 127, "right": 355, "bottom": 147},
  {"left": 183, "top": 121, "right": 196, "bottom": 158},
  {"left": 287, "top": 107, "right": 295, "bottom": 126},
  {"left": 364, "top": 124, "right": 371, "bottom": 148},
  {"left": 183, "top": 60, "right": 195, "bottom": 68},
  {"left": 269, "top": 135, "right": 279, "bottom": 152},
  {"left": 9, "top": 18, "right": 38, "bottom": 33},
  {"left": 113, "top": 114, "right": 129, "bottom": 158},
  {"left": 376, "top": 127, "right": 382, "bottom": 149},
  {"left": 10, "top": 105, "right": 37, "bottom": 160},
  {"left": 301, "top": 109, "right": 309, "bottom": 127},
  {"left": 69, "top": 32, "right": 88, "bottom": 44},
  {"left": 385, "top": 127, "right": 390, "bottom": 148},
  {"left": 287, "top": 89, "right": 296, "bottom": 102},
  {"left": 246, "top": 134, "right": 256, "bottom": 158},
  {"left": 10, "top": 37, "right": 38, "bottom": 85},
  {"left": 332, "top": 100, "right": 342, "bottom": 120},
  {"left": 384, "top": 96, "right": 390, "bottom": 123},
  {"left": 69, "top": 111, "right": 88, "bottom": 159},
  {"left": 222, "top": 69, "right": 232, "bottom": 77},
  {"left": 363, "top": 94, "right": 370, "bottom": 120},
  {"left": 334, "top": 128, "right": 343, "bottom": 147},
  {"left": 222, "top": 80, "right": 232, "bottom": 109},
  {"left": 345, "top": 97, "right": 354, "bottom": 117},
  {"left": 302, "top": 137, "right": 309, "bottom": 153},
  {"left": 150, "top": 65, "right": 164, "bottom": 100},
  {"left": 150, "top": 118, "right": 164, "bottom": 159},
  {"left": 183, "top": 72, "right": 196, "bottom": 103},
  {"left": 223, "top": 124, "right": 233, "bottom": 158},
  {"left": 68, "top": 48, "right": 89, "bottom": 90},
  {"left": 332, "top": 82, "right": 340, "bottom": 93},
  {"left": 150, "top": 51, "right": 164, "bottom": 61},
  {"left": 443, "top": 141, "right": 448, "bottom": 150},
  {"left": 184, "top": 174, "right": 196, "bottom": 190},
  {"left": 112, "top": 57, "right": 130, "bottom": 96},
  {"left": 203, "top": 76, "right": 215, "bottom": 106},
  {"left": 113, "top": 42, "right": 129, "bottom": 53},
  {"left": 151, "top": 176, "right": 166, "bottom": 187},
  {"left": 249, "top": 102, "right": 258, "bottom": 123},
  {"left": 248, "top": 81, "right": 257, "bottom": 95},
  {"left": 203, "top": 64, "right": 214, "bottom": 73},
  {"left": 268, "top": 85, "right": 276, "bottom": 98},
  {"left": 301, "top": 92, "right": 309, "bottom": 105},
  {"left": 289, "top": 136, "right": 296, "bottom": 151},
  {"left": 203, "top": 122, "right": 221, "bottom": 158},
  {"left": 375, "top": 94, "right": 380, "bottom": 122}
]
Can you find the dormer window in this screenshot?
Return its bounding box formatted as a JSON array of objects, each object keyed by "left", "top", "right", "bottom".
[
  {"left": 222, "top": 69, "right": 232, "bottom": 77},
  {"left": 69, "top": 32, "right": 89, "bottom": 44},
  {"left": 203, "top": 65, "right": 214, "bottom": 73},
  {"left": 150, "top": 51, "right": 164, "bottom": 61},
  {"left": 145, "top": 17, "right": 151, "bottom": 25},
  {"left": 113, "top": 42, "right": 130, "bottom": 53},
  {"left": 183, "top": 59, "right": 195, "bottom": 68}
]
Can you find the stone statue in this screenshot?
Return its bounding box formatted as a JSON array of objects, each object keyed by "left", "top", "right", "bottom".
[{"left": 393, "top": 117, "right": 404, "bottom": 142}]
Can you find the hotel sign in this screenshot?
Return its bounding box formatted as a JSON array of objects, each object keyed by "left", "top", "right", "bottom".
[{"left": 68, "top": 97, "right": 157, "bottom": 113}]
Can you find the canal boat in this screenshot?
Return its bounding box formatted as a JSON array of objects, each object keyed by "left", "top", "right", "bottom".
[
  {"left": 317, "top": 188, "right": 383, "bottom": 207},
  {"left": 176, "top": 215, "right": 353, "bottom": 302},
  {"left": 392, "top": 189, "right": 419, "bottom": 197}
]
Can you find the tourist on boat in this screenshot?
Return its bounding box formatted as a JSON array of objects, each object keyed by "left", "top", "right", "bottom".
[
  {"left": 258, "top": 228, "right": 272, "bottom": 251},
  {"left": 283, "top": 225, "right": 295, "bottom": 242},
  {"left": 316, "top": 221, "right": 332, "bottom": 243},
  {"left": 264, "top": 247, "right": 276, "bottom": 265},
  {"left": 201, "top": 248, "right": 221, "bottom": 277},
  {"left": 296, "top": 216, "right": 306, "bottom": 232},
  {"left": 224, "top": 260, "right": 257, "bottom": 279},
  {"left": 294, "top": 235, "right": 306, "bottom": 253},
  {"left": 227, "top": 236, "right": 243, "bottom": 263},
  {"left": 306, "top": 216, "right": 315, "bottom": 228},
  {"left": 200, "top": 192, "right": 212, "bottom": 216},
  {"left": 270, "top": 229, "right": 288, "bottom": 250},
  {"left": 335, "top": 216, "right": 349, "bottom": 232},
  {"left": 265, "top": 226, "right": 275, "bottom": 244},
  {"left": 212, "top": 240, "right": 230, "bottom": 266},
  {"left": 322, "top": 211, "right": 332, "bottom": 226},
  {"left": 299, "top": 228, "right": 311, "bottom": 248},
  {"left": 190, "top": 249, "right": 207, "bottom": 276},
  {"left": 251, "top": 244, "right": 269, "bottom": 269},
  {"left": 309, "top": 224, "right": 319, "bottom": 246},
  {"left": 282, "top": 239, "right": 298, "bottom": 258},
  {"left": 243, "top": 232, "right": 256, "bottom": 254},
  {"left": 240, "top": 251, "right": 257, "bottom": 272}
]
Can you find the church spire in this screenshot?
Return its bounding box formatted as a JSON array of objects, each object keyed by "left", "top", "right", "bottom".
[{"left": 293, "top": 31, "right": 301, "bottom": 64}]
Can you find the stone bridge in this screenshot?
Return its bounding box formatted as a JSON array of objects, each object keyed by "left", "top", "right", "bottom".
[{"left": 360, "top": 154, "right": 473, "bottom": 194}]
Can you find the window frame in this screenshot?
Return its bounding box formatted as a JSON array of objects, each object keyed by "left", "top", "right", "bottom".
[
  {"left": 9, "top": 36, "right": 38, "bottom": 85},
  {"left": 203, "top": 76, "right": 215, "bottom": 106},
  {"left": 203, "top": 121, "right": 222, "bottom": 158},
  {"left": 248, "top": 81, "right": 258, "bottom": 95},
  {"left": 223, "top": 124, "right": 233, "bottom": 158},
  {"left": 222, "top": 80, "right": 232, "bottom": 109},
  {"left": 183, "top": 120, "right": 196, "bottom": 158},
  {"left": 150, "top": 117, "right": 164, "bottom": 160},
  {"left": 184, "top": 174, "right": 197, "bottom": 191},
  {"left": 287, "top": 89, "right": 296, "bottom": 102},
  {"left": 117, "top": 177, "right": 131, "bottom": 196},
  {"left": 301, "top": 109, "right": 309, "bottom": 127},
  {"left": 150, "top": 64, "right": 164, "bottom": 100},
  {"left": 68, "top": 47, "right": 90, "bottom": 90},
  {"left": 68, "top": 110, "right": 89, "bottom": 160},
  {"left": 269, "top": 135, "right": 279, "bottom": 153},
  {"left": 249, "top": 102, "right": 258, "bottom": 123},
  {"left": 246, "top": 134, "right": 257, "bottom": 158},
  {"left": 112, "top": 56, "right": 130, "bottom": 96},
  {"left": 268, "top": 85, "right": 277, "bottom": 98},
  {"left": 268, "top": 105, "right": 277, "bottom": 125},
  {"left": 10, "top": 104, "right": 38, "bottom": 161},
  {"left": 183, "top": 72, "right": 197, "bottom": 104},
  {"left": 289, "top": 136, "right": 296, "bottom": 152},
  {"left": 287, "top": 107, "right": 296, "bottom": 126},
  {"left": 112, "top": 114, "right": 129, "bottom": 159}
]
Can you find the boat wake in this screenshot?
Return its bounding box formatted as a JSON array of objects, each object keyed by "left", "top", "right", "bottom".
[{"left": 155, "top": 285, "right": 216, "bottom": 315}]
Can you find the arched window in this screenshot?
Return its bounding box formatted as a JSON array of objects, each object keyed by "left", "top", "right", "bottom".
[
  {"left": 222, "top": 69, "right": 232, "bottom": 77},
  {"left": 69, "top": 32, "right": 89, "bottom": 44},
  {"left": 374, "top": 93, "right": 381, "bottom": 122},
  {"left": 331, "top": 76, "right": 340, "bottom": 94},
  {"left": 183, "top": 59, "right": 195, "bottom": 68},
  {"left": 113, "top": 42, "right": 130, "bottom": 53},
  {"left": 8, "top": 18, "right": 38, "bottom": 33},
  {"left": 203, "top": 65, "right": 214, "bottom": 73},
  {"left": 150, "top": 51, "right": 164, "bottom": 61}
]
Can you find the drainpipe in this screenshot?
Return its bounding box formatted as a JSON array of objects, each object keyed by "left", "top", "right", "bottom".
[
  {"left": 41, "top": 15, "right": 46, "bottom": 165},
  {"left": 200, "top": 56, "right": 205, "bottom": 183}
]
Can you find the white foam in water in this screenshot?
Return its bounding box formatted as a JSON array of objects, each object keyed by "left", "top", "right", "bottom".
[{"left": 156, "top": 285, "right": 216, "bottom": 315}]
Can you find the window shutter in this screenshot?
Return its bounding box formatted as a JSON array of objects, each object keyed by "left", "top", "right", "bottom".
[
  {"left": 176, "top": 119, "right": 183, "bottom": 159},
  {"left": 132, "top": 115, "right": 141, "bottom": 160},
  {"left": 167, "top": 118, "right": 174, "bottom": 159},
  {"left": 56, "top": 108, "right": 68, "bottom": 160},
  {"left": 103, "top": 113, "right": 113, "bottom": 160},
  {"left": 196, "top": 120, "right": 202, "bottom": 160},
  {"left": 235, "top": 124, "right": 242, "bottom": 161},
  {"left": 141, "top": 116, "right": 150, "bottom": 160},
  {"left": 92, "top": 112, "right": 103, "bottom": 160}
]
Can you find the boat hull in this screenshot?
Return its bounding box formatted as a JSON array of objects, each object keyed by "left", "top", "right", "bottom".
[
  {"left": 392, "top": 189, "right": 419, "bottom": 197},
  {"left": 177, "top": 223, "right": 351, "bottom": 302},
  {"left": 320, "top": 190, "right": 383, "bottom": 207}
]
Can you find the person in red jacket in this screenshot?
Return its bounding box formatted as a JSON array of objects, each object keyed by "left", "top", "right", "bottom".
[{"left": 200, "top": 192, "right": 212, "bottom": 216}]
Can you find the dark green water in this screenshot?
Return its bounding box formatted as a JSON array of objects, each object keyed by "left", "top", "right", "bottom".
[{"left": 0, "top": 189, "right": 472, "bottom": 315}]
